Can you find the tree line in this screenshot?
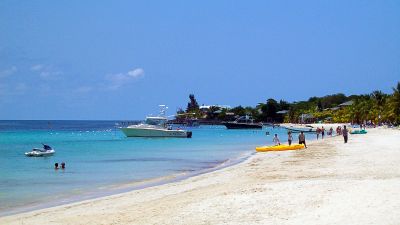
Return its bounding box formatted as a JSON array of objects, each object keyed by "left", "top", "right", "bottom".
[{"left": 178, "top": 82, "right": 400, "bottom": 125}]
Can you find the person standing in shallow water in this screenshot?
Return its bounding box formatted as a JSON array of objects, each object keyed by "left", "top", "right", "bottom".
[
  {"left": 298, "top": 131, "right": 307, "bottom": 148},
  {"left": 273, "top": 134, "right": 280, "bottom": 146},
  {"left": 287, "top": 131, "right": 293, "bottom": 146},
  {"left": 342, "top": 125, "right": 349, "bottom": 143}
]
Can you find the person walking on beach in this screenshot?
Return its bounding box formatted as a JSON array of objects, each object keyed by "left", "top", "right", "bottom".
[
  {"left": 343, "top": 125, "right": 349, "bottom": 143},
  {"left": 321, "top": 126, "right": 325, "bottom": 139},
  {"left": 287, "top": 131, "right": 293, "bottom": 146},
  {"left": 298, "top": 131, "right": 307, "bottom": 148},
  {"left": 316, "top": 127, "right": 321, "bottom": 140},
  {"left": 273, "top": 134, "right": 280, "bottom": 146}
]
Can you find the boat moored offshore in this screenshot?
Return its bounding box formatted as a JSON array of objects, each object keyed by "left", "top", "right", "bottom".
[
  {"left": 221, "top": 115, "right": 263, "bottom": 129},
  {"left": 120, "top": 105, "right": 192, "bottom": 138}
]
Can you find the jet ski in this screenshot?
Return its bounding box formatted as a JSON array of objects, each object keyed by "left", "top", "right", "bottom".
[{"left": 25, "top": 144, "right": 55, "bottom": 157}]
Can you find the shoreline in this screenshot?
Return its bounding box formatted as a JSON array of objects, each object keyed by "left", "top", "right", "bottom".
[
  {"left": 0, "top": 125, "right": 301, "bottom": 217},
  {"left": 2, "top": 127, "right": 400, "bottom": 224},
  {"left": 0, "top": 130, "right": 342, "bottom": 217},
  {"left": 0, "top": 149, "right": 255, "bottom": 217}
]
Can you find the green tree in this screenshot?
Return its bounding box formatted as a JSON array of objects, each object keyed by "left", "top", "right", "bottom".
[
  {"left": 371, "top": 90, "right": 387, "bottom": 123},
  {"left": 259, "top": 98, "right": 279, "bottom": 122},
  {"left": 186, "top": 94, "right": 200, "bottom": 113},
  {"left": 317, "top": 100, "right": 323, "bottom": 112},
  {"left": 230, "top": 106, "right": 246, "bottom": 117},
  {"left": 389, "top": 82, "right": 400, "bottom": 124},
  {"left": 371, "top": 90, "right": 386, "bottom": 108},
  {"left": 206, "top": 106, "right": 220, "bottom": 120},
  {"left": 278, "top": 100, "right": 290, "bottom": 110}
]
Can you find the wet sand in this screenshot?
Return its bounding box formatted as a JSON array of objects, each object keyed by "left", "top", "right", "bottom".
[{"left": 1, "top": 128, "right": 400, "bottom": 225}]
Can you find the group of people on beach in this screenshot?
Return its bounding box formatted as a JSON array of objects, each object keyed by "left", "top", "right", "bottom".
[
  {"left": 316, "top": 126, "right": 335, "bottom": 139},
  {"left": 316, "top": 125, "right": 349, "bottom": 143},
  {"left": 272, "top": 125, "right": 350, "bottom": 147},
  {"left": 272, "top": 131, "right": 307, "bottom": 148},
  {"left": 316, "top": 127, "right": 325, "bottom": 139}
]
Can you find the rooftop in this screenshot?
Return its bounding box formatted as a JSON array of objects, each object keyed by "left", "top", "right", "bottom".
[{"left": 339, "top": 100, "right": 354, "bottom": 107}]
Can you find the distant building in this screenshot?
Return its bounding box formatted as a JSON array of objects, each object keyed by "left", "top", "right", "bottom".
[
  {"left": 199, "top": 105, "right": 211, "bottom": 110},
  {"left": 339, "top": 100, "right": 354, "bottom": 107},
  {"left": 199, "top": 104, "right": 231, "bottom": 112},
  {"left": 276, "top": 110, "right": 289, "bottom": 115},
  {"left": 299, "top": 113, "right": 315, "bottom": 124}
]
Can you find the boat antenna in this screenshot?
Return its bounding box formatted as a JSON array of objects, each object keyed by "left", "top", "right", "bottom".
[{"left": 159, "top": 105, "right": 168, "bottom": 117}]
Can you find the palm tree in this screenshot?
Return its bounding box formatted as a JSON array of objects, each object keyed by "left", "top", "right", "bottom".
[
  {"left": 371, "top": 90, "right": 386, "bottom": 108},
  {"left": 390, "top": 82, "right": 400, "bottom": 124},
  {"left": 371, "top": 90, "right": 387, "bottom": 123}
]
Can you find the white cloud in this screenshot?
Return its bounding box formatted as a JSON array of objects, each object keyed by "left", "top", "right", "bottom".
[
  {"left": 106, "top": 67, "right": 145, "bottom": 90},
  {"left": 30, "top": 64, "right": 62, "bottom": 80},
  {"left": 127, "top": 68, "right": 145, "bottom": 78},
  {"left": 39, "top": 70, "right": 62, "bottom": 79},
  {"left": 30, "top": 64, "right": 44, "bottom": 71},
  {"left": 0, "top": 66, "right": 17, "bottom": 78}
]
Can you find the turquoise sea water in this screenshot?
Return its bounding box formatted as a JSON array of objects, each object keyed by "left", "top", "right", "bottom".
[{"left": 0, "top": 120, "right": 309, "bottom": 215}]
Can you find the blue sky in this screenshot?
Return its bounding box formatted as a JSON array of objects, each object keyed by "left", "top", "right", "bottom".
[{"left": 0, "top": 0, "right": 399, "bottom": 120}]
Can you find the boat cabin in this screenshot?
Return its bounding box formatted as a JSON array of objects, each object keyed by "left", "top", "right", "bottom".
[
  {"left": 235, "top": 115, "right": 255, "bottom": 124},
  {"left": 145, "top": 116, "right": 168, "bottom": 127}
]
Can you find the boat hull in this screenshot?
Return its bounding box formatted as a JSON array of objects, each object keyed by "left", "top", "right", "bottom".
[
  {"left": 120, "top": 128, "right": 192, "bottom": 138},
  {"left": 25, "top": 149, "right": 55, "bottom": 157},
  {"left": 285, "top": 127, "right": 316, "bottom": 133},
  {"left": 221, "top": 122, "right": 262, "bottom": 129}
]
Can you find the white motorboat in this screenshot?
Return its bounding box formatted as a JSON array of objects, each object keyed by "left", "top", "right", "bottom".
[
  {"left": 281, "top": 124, "right": 317, "bottom": 133},
  {"left": 25, "top": 144, "right": 55, "bottom": 157},
  {"left": 120, "top": 105, "right": 192, "bottom": 138}
]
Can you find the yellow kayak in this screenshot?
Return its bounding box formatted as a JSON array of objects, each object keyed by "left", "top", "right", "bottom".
[{"left": 256, "top": 144, "right": 305, "bottom": 152}]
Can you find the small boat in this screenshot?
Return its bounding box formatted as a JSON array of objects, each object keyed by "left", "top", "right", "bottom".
[
  {"left": 256, "top": 144, "right": 305, "bottom": 152},
  {"left": 286, "top": 127, "right": 316, "bottom": 133},
  {"left": 25, "top": 144, "right": 55, "bottom": 157},
  {"left": 281, "top": 125, "right": 317, "bottom": 133},
  {"left": 221, "top": 115, "right": 263, "bottom": 129},
  {"left": 120, "top": 105, "right": 192, "bottom": 138},
  {"left": 350, "top": 130, "right": 367, "bottom": 134}
]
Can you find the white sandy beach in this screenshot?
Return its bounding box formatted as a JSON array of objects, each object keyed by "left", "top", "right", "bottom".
[{"left": 1, "top": 127, "right": 400, "bottom": 225}]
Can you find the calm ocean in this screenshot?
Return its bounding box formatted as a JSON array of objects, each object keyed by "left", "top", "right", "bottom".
[{"left": 0, "top": 120, "right": 306, "bottom": 215}]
